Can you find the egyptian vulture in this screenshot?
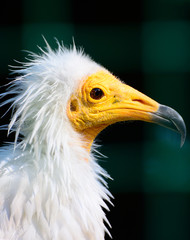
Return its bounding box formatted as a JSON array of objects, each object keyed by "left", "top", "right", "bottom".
[{"left": 0, "top": 41, "right": 186, "bottom": 240}]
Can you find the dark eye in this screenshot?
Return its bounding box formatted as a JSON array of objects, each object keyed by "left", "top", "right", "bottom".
[{"left": 90, "top": 88, "right": 104, "bottom": 100}]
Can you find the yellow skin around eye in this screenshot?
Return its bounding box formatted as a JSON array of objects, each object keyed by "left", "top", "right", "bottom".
[{"left": 67, "top": 70, "right": 159, "bottom": 152}]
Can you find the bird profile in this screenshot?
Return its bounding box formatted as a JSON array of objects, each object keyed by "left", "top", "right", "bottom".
[{"left": 0, "top": 40, "right": 186, "bottom": 240}]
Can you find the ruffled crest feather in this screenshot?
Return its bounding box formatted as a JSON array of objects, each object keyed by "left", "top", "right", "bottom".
[{"left": 0, "top": 40, "right": 112, "bottom": 240}]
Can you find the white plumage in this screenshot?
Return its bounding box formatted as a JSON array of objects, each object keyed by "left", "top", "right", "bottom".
[
  {"left": 0, "top": 43, "right": 111, "bottom": 240},
  {"left": 0, "top": 40, "right": 186, "bottom": 240}
]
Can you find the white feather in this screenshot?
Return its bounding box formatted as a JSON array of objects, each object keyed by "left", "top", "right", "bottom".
[{"left": 0, "top": 42, "right": 112, "bottom": 239}]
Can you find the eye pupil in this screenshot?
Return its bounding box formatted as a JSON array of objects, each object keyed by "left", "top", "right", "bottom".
[{"left": 90, "top": 88, "right": 104, "bottom": 100}]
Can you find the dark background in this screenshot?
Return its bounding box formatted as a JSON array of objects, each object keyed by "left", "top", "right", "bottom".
[{"left": 0, "top": 0, "right": 190, "bottom": 239}]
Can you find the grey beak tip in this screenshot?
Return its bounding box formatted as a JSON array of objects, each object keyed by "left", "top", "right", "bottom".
[{"left": 152, "top": 104, "right": 186, "bottom": 147}]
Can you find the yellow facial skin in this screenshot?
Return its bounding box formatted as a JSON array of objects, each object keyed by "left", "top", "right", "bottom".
[{"left": 67, "top": 70, "right": 159, "bottom": 151}]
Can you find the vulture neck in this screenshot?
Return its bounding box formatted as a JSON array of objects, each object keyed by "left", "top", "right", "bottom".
[{"left": 7, "top": 130, "right": 111, "bottom": 240}]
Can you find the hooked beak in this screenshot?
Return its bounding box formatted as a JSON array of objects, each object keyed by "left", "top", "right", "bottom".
[
  {"left": 101, "top": 81, "right": 186, "bottom": 147},
  {"left": 110, "top": 83, "right": 186, "bottom": 147},
  {"left": 151, "top": 104, "right": 186, "bottom": 147}
]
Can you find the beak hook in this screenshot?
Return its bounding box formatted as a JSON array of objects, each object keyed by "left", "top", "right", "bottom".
[{"left": 151, "top": 104, "right": 186, "bottom": 147}]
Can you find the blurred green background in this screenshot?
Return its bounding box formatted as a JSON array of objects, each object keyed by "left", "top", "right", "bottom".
[{"left": 0, "top": 0, "right": 190, "bottom": 239}]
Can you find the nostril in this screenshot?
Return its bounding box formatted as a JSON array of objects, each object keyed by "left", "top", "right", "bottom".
[
  {"left": 133, "top": 99, "right": 145, "bottom": 104},
  {"left": 133, "top": 98, "right": 156, "bottom": 108}
]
